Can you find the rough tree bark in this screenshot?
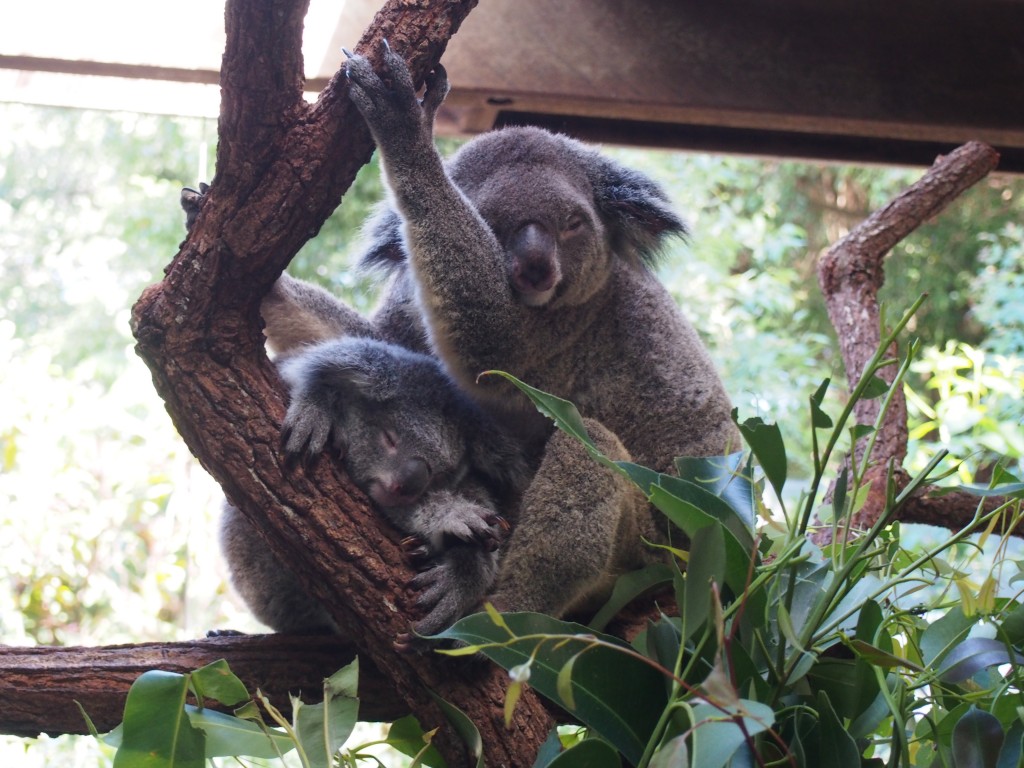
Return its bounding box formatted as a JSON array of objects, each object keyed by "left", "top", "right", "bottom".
[
  {"left": 817, "top": 140, "right": 1014, "bottom": 533},
  {"left": 126, "top": 1, "right": 553, "bottom": 766},
  {"left": 0, "top": 636, "right": 409, "bottom": 739}
]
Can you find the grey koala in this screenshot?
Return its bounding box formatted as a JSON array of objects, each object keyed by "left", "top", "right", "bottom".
[
  {"left": 180, "top": 186, "right": 527, "bottom": 635},
  {"left": 220, "top": 336, "right": 530, "bottom": 637},
  {"left": 336, "top": 45, "right": 742, "bottom": 617}
]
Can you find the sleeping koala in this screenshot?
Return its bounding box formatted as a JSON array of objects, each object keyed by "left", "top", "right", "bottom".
[{"left": 220, "top": 337, "right": 530, "bottom": 636}]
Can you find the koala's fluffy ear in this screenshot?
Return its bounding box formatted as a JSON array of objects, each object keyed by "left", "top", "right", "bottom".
[
  {"left": 357, "top": 203, "right": 406, "bottom": 273},
  {"left": 588, "top": 156, "right": 688, "bottom": 268},
  {"left": 282, "top": 339, "right": 400, "bottom": 402}
]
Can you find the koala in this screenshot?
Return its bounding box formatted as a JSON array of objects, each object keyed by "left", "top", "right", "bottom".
[
  {"left": 220, "top": 336, "right": 531, "bottom": 637},
  {"left": 335, "top": 45, "right": 742, "bottom": 617}
]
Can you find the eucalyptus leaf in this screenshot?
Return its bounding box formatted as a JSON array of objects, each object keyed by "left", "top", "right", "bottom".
[
  {"left": 546, "top": 737, "right": 621, "bottom": 767},
  {"left": 938, "top": 638, "right": 1024, "bottom": 684},
  {"left": 113, "top": 671, "right": 205, "bottom": 768},
  {"left": 683, "top": 524, "right": 726, "bottom": 641},
  {"left": 433, "top": 612, "right": 666, "bottom": 766},
  {"left": 814, "top": 690, "right": 862, "bottom": 768},
  {"left": 649, "top": 734, "right": 689, "bottom": 768},
  {"left": 589, "top": 562, "right": 674, "bottom": 633},
  {"left": 920, "top": 608, "right": 977, "bottom": 667},
  {"left": 810, "top": 378, "right": 834, "bottom": 429},
  {"left": 996, "top": 720, "right": 1024, "bottom": 768},
  {"left": 189, "top": 659, "right": 249, "bottom": 707},
  {"left": 733, "top": 413, "right": 787, "bottom": 502},
  {"left": 689, "top": 700, "right": 774, "bottom": 768},
  {"left": 675, "top": 450, "right": 758, "bottom": 532},
  {"left": 386, "top": 715, "right": 446, "bottom": 768},
  {"left": 532, "top": 728, "right": 564, "bottom": 768},
  {"left": 293, "top": 695, "right": 358, "bottom": 768},
  {"left": 186, "top": 706, "right": 293, "bottom": 759},
  {"left": 428, "top": 693, "right": 484, "bottom": 768},
  {"left": 952, "top": 707, "right": 1003, "bottom": 768},
  {"left": 860, "top": 375, "right": 891, "bottom": 400}
]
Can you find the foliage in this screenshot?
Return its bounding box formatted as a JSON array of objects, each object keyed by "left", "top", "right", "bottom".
[
  {"left": 428, "top": 318, "right": 1024, "bottom": 767},
  {"left": 94, "top": 658, "right": 442, "bottom": 768},
  {"left": 3, "top": 101, "right": 1023, "bottom": 765},
  {"left": 906, "top": 342, "right": 1024, "bottom": 483}
]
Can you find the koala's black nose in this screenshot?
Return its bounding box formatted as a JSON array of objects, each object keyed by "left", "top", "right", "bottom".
[
  {"left": 394, "top": 457, "right": 431, "bottom": 501},
  {"left": 509, "top": 222, "right": 559, "bottom": 295}
]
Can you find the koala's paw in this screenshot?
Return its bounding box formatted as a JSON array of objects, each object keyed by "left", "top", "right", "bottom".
[
  {"left": 441, "top": 507, "right": 509, "bottom": 553},
  {"left": 180, "top": 182, "right": 209, "bottom": 232},
  {"left": 408, "top": 553, "right": 491, "bottom": 636},
  {"left": 206, "top": 628, "right": 246, "bottom": 638},
  {"left": 281, "top": 395, "right": 344, "bottom": 465},
  {"left": 343, "top": 41, "right": 448, "bottom": 148}
]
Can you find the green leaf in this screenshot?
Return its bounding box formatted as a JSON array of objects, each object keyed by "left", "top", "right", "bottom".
[
  {"left": 188, "top": 659, "right": 249, "bottom": 707},
  {"left": 733, "top": 413, "right": 787, "bottom": 502},
  {"left": 589, "top": 562, "right": 674, "bottom": 633},
  {"left": 185, "top": 706, "right": 294, "bottom": 759},
  {"left": 386, "top": 715, "right": 446, "bottom": 768},
  {"left": 640, "top": 615, "right": 683, "bottom": 685},
  {"left": 938, "top": 638, "right": 1024, "bottom": 683},
  {"left": 689, "top": 700, "right": 774, "bottom": 768},
  {"left": 814, "top": 690, "right": 862, "bottom": 768},
  {"left": 810, "top": 378, "right": 834, "bottom": 429},
  {"left": 683, "top": 524, "right": 726, "bottom": 641},
  {"left": 324, "top": 658, "right": 360, "bottom": 699},
  {"left": 433, "top": 612, "right": 667, "bottom": 767},
  {"left": 847, "top": 639, "right": 923, "bottom": 672},
  {"left": 428, "top": 692, "right": 484, "bottom": 768},
  {"left": 532, "top": 728, "right": 564, "bottom": 768},
  {"left": 996, "top": 720, "right": 1024, "bottom": 768},
  {"left": 952, "top": 707, "right": 1004, "bottom": 768},
  {"left": 293, "top": 662, "right": 360, "bottom": 768},
  {"left": 113, "top": 671, "right": 205, "bottom": 768},
  {"left": 920, "top": 607, "right": 977, "bottom": 667},
  {"left": 546, "top": 738, "right": 621, "bottom": 767},
  {"left": 954, "top": 482, "right": 1024, "bottom": 499},
  {"left": 860, "top": 375, "right": 890, "bottom": 400},
  {"left": 649, "top": 734, "right": 689, "bottom": 768}
]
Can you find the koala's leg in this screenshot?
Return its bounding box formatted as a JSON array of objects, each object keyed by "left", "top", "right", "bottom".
[
  {"left": 219, "top": 502, "right": 339, "bottom": 634},
  {"left": 261, "top": 273, "right": 383, "bottom": 356},
  {"left": 490, "top": 418, "right": 653, "bottom": 618}
]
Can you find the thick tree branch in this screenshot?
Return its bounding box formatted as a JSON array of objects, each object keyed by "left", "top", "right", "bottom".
[
  {"left": 816, "top": 141, "right": 1011, "bottom": 531},
  {"left": 126, "top": 1, "right": 552, "bottom": 766},
  {"left": 0, "top": 636, "right": 407, "bottom": 739}
]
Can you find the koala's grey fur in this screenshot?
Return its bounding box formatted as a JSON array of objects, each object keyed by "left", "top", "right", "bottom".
[
  {"left": 338, "top": 46, "right": 741, "bottom": 617},
  {"left": 220, "top": 337, "right": 530, "bottom": 636}
]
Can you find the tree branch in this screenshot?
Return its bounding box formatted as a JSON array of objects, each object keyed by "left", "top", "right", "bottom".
[
  {"left": 127, "top": 1, "right": 552, "bottom": 765},
  {"left": 0, "top": 636, "right": 407, "bottom": 739},
  {"left": 816, "top": 141, "right": 1010, "bottom": 531}
]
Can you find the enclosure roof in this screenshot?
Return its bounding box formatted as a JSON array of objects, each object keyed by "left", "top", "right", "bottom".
[{"left": 3, "top": 0, "right": 1023, "bottom": 171}]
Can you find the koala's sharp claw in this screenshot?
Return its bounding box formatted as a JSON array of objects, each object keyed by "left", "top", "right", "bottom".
[
  {"left": 394, "top": 632, "right": 419, "bottom": 655},
  {"left": 400, "top": 534, "right": 425, "bottom": 550},
  {"left": 488, "top": 514, "right": 511, "bottom": 533},
  {"left": 341, "top": 46, "right": 353, "bottom": 59},
  {"left": 382, "top": 39, "right": 391, "bottom": 54}
]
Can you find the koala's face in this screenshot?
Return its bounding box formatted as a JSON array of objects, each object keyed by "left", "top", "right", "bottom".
[
  {"left": 339, "top": 390, "right": 469, "bottom": 510},
  {"left": 449, "top": 129, "right": 614, "bottom": 310}
]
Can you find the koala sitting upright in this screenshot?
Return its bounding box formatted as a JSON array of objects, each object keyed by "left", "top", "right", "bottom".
[
  {"left": 220, "top": 336, "right": 530, "bottom": 636},
  {"left": 335, "top": 45, "right": 742, "bottom": 617}
]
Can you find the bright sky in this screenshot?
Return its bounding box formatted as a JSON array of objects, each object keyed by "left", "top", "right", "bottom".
[{"left": 0, "top": 0, "right": 351, "bottom": 117}]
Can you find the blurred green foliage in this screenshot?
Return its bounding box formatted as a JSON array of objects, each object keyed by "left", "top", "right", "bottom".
[{"left": 1, "top": 102, "right": 1022, "bottom": 765}]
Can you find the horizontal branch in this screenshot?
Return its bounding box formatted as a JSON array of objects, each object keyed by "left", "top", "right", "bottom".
[{"left": 0, "top": 635, "right": 406, "bottom": 739}]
